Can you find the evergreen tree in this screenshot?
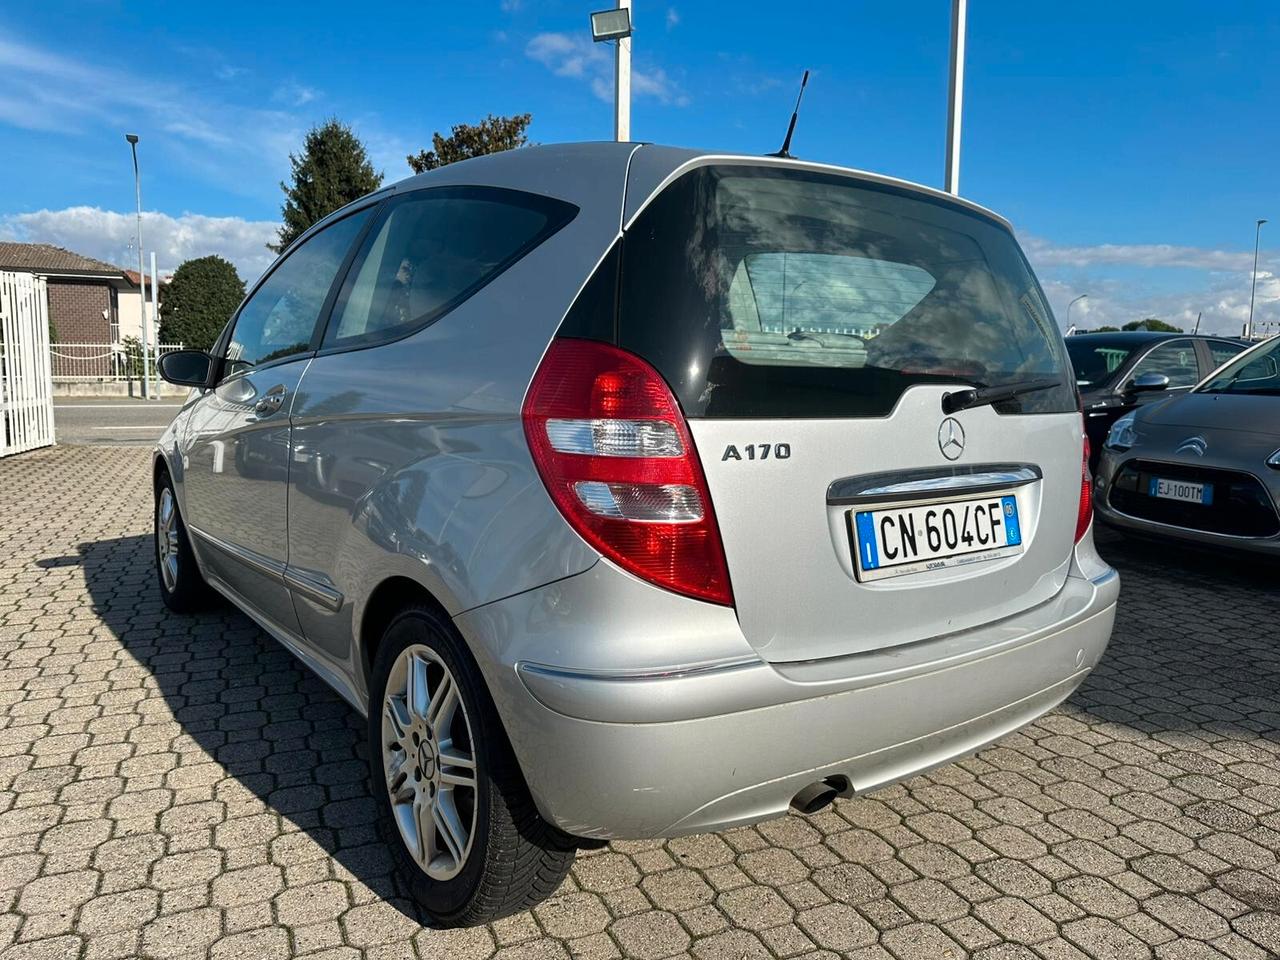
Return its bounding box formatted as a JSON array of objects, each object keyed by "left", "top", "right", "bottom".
[
  {"left": 158, "top": 256, "right": 245, "bottom": 351},
  {"left": 1122, "top": 318, "right": 1181, "bottom": 333},
  {"left": 407, "top": 113, "right": 533, "bottom": 174},
  {"left": 273, "top": 119, "right": 382, "bottom": 252}
]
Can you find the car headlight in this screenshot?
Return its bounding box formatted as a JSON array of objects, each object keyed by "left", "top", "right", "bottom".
[
  {"left": 1268, "top": 448, "right": 1280, "bottom": 469},
  {"left": 1106, "top": 413, "right": 1137, "bottom": 452}
]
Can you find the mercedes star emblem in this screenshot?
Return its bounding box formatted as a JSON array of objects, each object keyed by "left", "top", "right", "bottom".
[{"left": 938, "top": 417, "right": 966, "bottom": 460}]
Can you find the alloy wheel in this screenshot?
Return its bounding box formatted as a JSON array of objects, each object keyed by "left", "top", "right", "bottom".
[
  {"left": 381, "top": 644, "right": 478, "bottom": 880},
  {"left": 157, "top": 488, "right": 180, "bottom": 592}
]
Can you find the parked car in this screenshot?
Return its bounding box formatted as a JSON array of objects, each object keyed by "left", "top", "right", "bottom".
[
  {"left": 153, "top": 143, "right": 1119, "bottom": 926},
  {"left": 1066, "top": 332, "right": 1247, "bottom": 471},
  {"left": 1095, "top": 335, "right": 1280, "bottom": 551}
]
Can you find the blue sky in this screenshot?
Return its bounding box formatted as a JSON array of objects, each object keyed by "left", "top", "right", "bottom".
[{"left": 1, "top": 0, "right": 1278, "bottom": 334}]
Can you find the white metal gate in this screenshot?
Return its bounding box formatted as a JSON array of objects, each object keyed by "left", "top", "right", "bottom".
[{"left": 0, "top": 271, "right": 56, "bottom": 457}]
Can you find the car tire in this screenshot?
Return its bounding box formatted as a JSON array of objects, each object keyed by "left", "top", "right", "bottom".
[
  {"left": 367, "top": 604, "right": 576, "bottom": 927},
  {"left": 154, "top": 470, "right": 212, "bottom": 613}
]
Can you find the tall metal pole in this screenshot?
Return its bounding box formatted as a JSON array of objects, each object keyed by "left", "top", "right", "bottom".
[
  {"left": 1247, "top": 218, "right": 1267, "bottom": 341},
  {"left": 150, "top": 251, "right": 161, "bottom": 397},
  {"left": 126, "top": 134, "right": 150, "bottom": 400},
  {"left": 614, "top": 0, "right": 632, "bottom": 141},
  {"left": 1066, "top": 294, "right": 1088, "bottom": 331},
  {"left": 944, "top": 0, "right": 967, "bottom": 195}
]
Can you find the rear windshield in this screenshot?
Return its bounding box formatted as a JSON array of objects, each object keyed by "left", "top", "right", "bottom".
[
  {"left": 1065, "top": 339, "right": 1138, "bottom": 388},
  {"left": 619, "top": 165, "right": 1075, "bottom": 418}
]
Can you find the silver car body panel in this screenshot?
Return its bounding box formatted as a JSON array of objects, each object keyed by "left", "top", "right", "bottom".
[
  {"left": 154, "top": 140, "right": 1118, "bottom": 837},
  {"left": 455, "top": 530, "right": 1117, "bottom": 838}
]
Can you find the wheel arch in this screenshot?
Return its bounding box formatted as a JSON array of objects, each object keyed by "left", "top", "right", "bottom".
[{"left": 358, "top": 575, "right": 455, "bottom": 698}]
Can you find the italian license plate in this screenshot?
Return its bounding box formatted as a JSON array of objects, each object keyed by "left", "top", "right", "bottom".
[
  {"left": 1148, "top": 477, "right": 1213, "bottom": 505},
  {"left": 851, "top": 494, "right": 1023, "bottom": 582}
]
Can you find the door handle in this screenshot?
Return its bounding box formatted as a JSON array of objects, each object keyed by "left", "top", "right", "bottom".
[{"left": 254, "top": 385, "right": 287, "bottom": 416}]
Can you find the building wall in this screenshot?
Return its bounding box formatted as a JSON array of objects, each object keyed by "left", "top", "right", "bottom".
[
  {"left": 115, "top": 288, "right": 160, "bottom": 344},
  {"left": 46, "top": 279, "right": 113, "bottom": 342}
]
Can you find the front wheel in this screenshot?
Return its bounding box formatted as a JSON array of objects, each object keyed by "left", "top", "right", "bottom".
[
  {"left": 154, "top": 471, "right": 212, "bottom": 613},
  {"left": 368, "top": 605, "right": 576, "bottom": 926}
]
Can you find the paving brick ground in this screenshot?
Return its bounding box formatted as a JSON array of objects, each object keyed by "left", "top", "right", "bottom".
[{"left": 2, "top": 443, "right": 1279, "bottom": 960}]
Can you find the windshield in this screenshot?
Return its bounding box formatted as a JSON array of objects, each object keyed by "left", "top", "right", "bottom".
[
  {"left": 619, "top": 165, "right": 1076, "bottom": 418},
  {"left": 1200, "top": 337, "right": 1280, "bottom": 395},
  {"left": 1065, "top": 339, "right": 1137, "bottom": 388}
]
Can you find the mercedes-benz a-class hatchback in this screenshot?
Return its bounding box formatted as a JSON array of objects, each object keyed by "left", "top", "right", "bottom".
[{"left": 154, "top": 142, "right": 1119, "bottom": 926}]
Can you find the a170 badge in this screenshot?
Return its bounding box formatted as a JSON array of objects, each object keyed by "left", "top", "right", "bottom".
[{"left": 722, "top": 443, "right": 791, "bottom": 462}]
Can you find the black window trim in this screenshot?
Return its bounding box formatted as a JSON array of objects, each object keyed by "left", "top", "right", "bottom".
[
  {"left": 311, "top": 184, "right": 579, "bottom": 359},
  {"left": 209, "top": 198, "right": 386, "bottom": 387},
  {"left": 1119, "top": 337, "right": 1198, "bottom": 394}
]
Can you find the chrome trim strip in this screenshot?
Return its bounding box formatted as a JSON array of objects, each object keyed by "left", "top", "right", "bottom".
[
  {"left": 283, "top": 567, "right": 344, "bottom": 612},
  {"left": 187, "top": 525, "right": 285, "bottom": 580},
  {"left": 828, "top": 464, "right": 1042, "bottom": 506}
]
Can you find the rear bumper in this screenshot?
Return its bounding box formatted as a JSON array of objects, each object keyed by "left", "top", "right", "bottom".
[{"left": 456, "top": 550, "right": 1118, "bottom": 840}]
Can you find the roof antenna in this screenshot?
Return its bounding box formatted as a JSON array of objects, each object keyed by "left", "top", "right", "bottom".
[{"left": 771, "top": 70, "right": 809, "bottom": 158}]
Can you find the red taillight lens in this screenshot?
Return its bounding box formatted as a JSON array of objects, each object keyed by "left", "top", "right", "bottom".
[
  {"left": 523, "top": 338, "right": 733, "bottom": 606},
  {"left": 1075, "top": 419, "right": 1092, "bottom": 543}
]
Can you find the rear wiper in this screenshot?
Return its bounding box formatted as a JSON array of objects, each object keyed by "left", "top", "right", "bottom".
[{"left": 941, "top": 377, "right": 1062, "bottom": 414}]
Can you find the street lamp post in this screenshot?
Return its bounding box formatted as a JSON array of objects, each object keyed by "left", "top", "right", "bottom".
[
  {"left": 125, "top": 133, "right": 151, "bottom": 400},
  {"left": 1066, "top": 294, "right": 1088, "bottom": 333},
  {"left": 944, "top": 0, "right": 967, "bottom": 195},
  {"left": 1247, "top": 218, "right": 1267, "bottom": 341},
  {"left": 590, "top": 3, "right": 633, "bottom": 142}
]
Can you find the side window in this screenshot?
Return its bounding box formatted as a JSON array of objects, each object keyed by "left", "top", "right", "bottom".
[
  {"left": 1128, "top": 340, "right": 1199, "bottom": 389},
  {"left": 323, "top": 188, "right": 575, "bottom": 350},
  {"left": 1208, "top": 340, "right": 1245, "bottom": 369},
  {"left": 223, "top": 207, "right": 373, "bottom": 379}
]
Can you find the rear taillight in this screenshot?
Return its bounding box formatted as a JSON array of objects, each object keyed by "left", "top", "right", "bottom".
[
  {"left": 1075, "top": 417, "right": 1092, "bottom": 543},
  {"left": 523, "top": 338, "right": 733, "bottom": 606}
]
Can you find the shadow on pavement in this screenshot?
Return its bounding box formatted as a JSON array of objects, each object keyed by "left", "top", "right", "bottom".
[
  {"left": 1075, "top": 524, "right": 1280, "bottom": 743},
  {"left": 59, "top": 533, "right": 433, "bottom": 927}
]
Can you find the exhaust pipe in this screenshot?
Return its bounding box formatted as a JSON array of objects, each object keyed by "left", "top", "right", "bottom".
[{"left": 789, "top": 776, "right": 849, "bottom": 815}]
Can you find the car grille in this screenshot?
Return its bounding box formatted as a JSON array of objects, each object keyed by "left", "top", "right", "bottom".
[{"left": 1108, "top": 459, "right": 1280, "bottom": 537}]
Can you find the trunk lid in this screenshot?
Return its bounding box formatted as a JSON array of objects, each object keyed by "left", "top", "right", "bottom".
[{"left": 615, "top": 161, "right": 1082, "bottom": 663}]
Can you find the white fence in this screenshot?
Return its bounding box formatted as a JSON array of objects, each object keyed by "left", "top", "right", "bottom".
[
  {"left": 50, "top": 341, "right": 186, "bottom": 382},
  {"left": 0, "top": 271, "right": 56, "bottom": 457}
]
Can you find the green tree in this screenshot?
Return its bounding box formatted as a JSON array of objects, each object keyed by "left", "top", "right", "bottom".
[
  {"left": 1092, "top": 325, "right": 1121, "bottom": 333},
  {"left": 407, "top": 113, "right": 533, "bottom": 174},
  {"left": 1122, "top": 318, "right": 1182, "bottom": 333},
  {"left": 158, "top": 256, "right": 245, "bottom": 351},
  {"left": 273, "top": 119, "right": 382, "bottom": 253}
]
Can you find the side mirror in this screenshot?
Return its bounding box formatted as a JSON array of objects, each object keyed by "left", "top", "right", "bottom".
[
  {"left": 1127, "top": 372, "right": 1170, "bottom": 394},
  {"left": 159, "top": 350, "right": 213, "bottom": 388}
]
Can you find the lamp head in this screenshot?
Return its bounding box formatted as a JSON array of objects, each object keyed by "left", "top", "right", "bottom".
[{"left": 590, "top": 8, "right": 632, "bottom": 42}]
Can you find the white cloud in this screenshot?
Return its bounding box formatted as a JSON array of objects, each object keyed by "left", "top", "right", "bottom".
[
  {"left": 272, "top": 80, "right": 320, "bottom": 107},
  {"left": 0, "top": 207, "right": 279, "bottom": 284},
  {"left": 666, "top": 7, "right": 680, "bottom": 29},
  {"left": 0, "top": 32, "right": 337, "bottom": 204},
  {"left": 1027, "top": 237, "right": 1280, "bottom": 336},
  {"left": 1022, "top": 236, "right": 1271, "bottom": 273},
  {"left": 500, "top": 0, "right": 522, "bottom": 10},
  {"left": 525, "top": 32, "right": 688, "bottom": 106}
]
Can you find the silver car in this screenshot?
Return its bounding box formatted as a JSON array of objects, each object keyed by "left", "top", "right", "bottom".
[
  {"left": 1096, "top": 334, "right": 1280, "bottom": 552},
  {"left": 153, "top": 142, "right": 1119, "bottom": 926}
]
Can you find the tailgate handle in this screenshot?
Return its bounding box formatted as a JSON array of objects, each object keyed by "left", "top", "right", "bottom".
[{"left": 828, "top": 464, "right": 1041, "bottom": 506}]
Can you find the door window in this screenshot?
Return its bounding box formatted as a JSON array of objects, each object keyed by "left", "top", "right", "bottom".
[
  {"left": 1207, "top": 340, "right": 1246, "bottom": 369},
  {"left": 323, "top": 187, "right": 575, "bottom": 350},
  {"left": 1127, "top": 340, "right": 1199, "bottom": 389},
  {"left": 222, "top": 207, "right": 373, "bottom": 379}
]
